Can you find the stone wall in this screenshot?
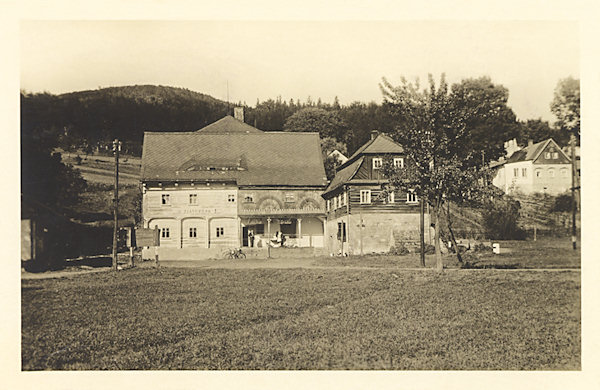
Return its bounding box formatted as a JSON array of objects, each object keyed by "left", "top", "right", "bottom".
[{"left": 326, "top": 211, "right": 432, "bottom": 255}]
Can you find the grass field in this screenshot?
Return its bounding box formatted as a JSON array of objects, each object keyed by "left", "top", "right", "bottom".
[
  {"left": 312, "top": 237, "right": 580, "bottom": 269},
  {"left": 21, "top": 267, "right": 580, "bottom": 370}
]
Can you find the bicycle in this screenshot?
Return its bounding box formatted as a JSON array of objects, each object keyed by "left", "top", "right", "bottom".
[{"left": 223, "top": 248, "right": 246, "bottom": 259}]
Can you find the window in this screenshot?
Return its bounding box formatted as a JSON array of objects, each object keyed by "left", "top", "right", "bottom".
[
  {"left": 387, "top": 191, "right": 395, "bottom": 203},
  {"left": 393, "top": 158, "right": 404, "bottom": 169},
  {"left": 338, "top": 194, "right": 343, "bottom": 208},
  {"left": 545, "top": 152, "right": 551, "bottom": 159},
  {"left": 228, "top": 194, "right": 236, "bottom": 203},
  {"left": 189, "top": 194, "right": 197, "bottom": 205},
  {"left": 535, "top": 169, "right": 542, "bottom": 178},
  {"left": 552, "top": 152, "right": 559, "bottom": 159},
  {"left": 161, "top": 228, "right": 170, "bottom": 238},
  {"left": 244, "top": 194, "right": 254, "bottom": 203},
  {"left": 161, "top": 194, "right": 170, "bottom": 205},
  {"left": 513, "top": 168, "right": 518, "bottom": 177},
  {"left": 360, "top": 190, "right": 371, "bottom": 204},
  {"left": 333, "top": 196, "right": 338, "bottom": 209},
  {"left": 327, "top": 199, "right": 330, "bottom": 211},
  {"left": 372, "top": 158, "right": 383, "bottom": 169},
  {"left": 548, "top": 169, "right": 555, "bottom": 177},
  {"left": 521, "top": 168, "right": 527, "bottom": 177},
  {"left": 337, "top": 222, "right": 347, "bottom": 242},
  {"left": 285, "top": 193, "right": 295, "bottom": 203},
  {"left": 407, "top": 190, "right": 418, "bottom": 203},
  {"left": 216, "top": 227, "right": 224, "bottom": 237},
  {"left": 343, "top": 192, "right": 347, "bottom": 206},
  {"left": 189, "top": 227, "right": 197, "bottom": 238},
  {"left": 561, "top": 168, "right": 568, "bottom": 177}
]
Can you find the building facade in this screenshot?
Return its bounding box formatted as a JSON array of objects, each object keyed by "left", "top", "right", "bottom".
[
  {"left": 322, "top": 131, "right": 431, "bottom": 255},
  {"left": 491, "top": 138, "right": 572, "bottom": 195},
  {"left": 141, "top": 115, "right": 328, "bottom": 259}
]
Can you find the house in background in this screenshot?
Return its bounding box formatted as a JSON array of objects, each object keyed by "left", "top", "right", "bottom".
[
  {"left": 327, "top": 149, "right": 348, "bottom": 164},
  {"left": 491, "top": 138, "right": 572, "bottom": 195},
  {"left": 322, "top": 131, "right": 431, "bottom": 255},
  {"left": 140, "top": 111, "right": 328, "bottom": 260}
]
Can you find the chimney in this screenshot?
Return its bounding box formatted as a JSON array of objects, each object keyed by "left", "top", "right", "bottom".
[
  {"left": 528, "top": 139, "right": 534, "bottom": 147},
  {"left": 234, "top": 107, "right": 244, "bottom": 122},
  {"left": 370, "top": 130, "right": 379, "bottom": 140}
]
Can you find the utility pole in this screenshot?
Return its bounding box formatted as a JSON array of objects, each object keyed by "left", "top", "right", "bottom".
[
  {"left": 112, "top": 139, "right": 121, "bottom": 270},
  {"left": 420, "top": 198, "right": 425, "bottom": 267},
  {"left": 267, "top": 217, "right": 271, "bottom": 259},
  {"left": 570, "top": 133, "right": 577, "bottom": 250}
]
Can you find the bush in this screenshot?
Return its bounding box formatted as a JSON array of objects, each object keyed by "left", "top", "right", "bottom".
[
  {"left": 552, "top": 194, "right": 573, "bottom": 212},
  {"left": 473, "top": 243, "right": 492, "bottom": 253},
  {"left": 389, "top": 244, "right": 409, "bottom": 256},
  {"left": 481, "top": 200, "right": 526, "bottom": 240}
]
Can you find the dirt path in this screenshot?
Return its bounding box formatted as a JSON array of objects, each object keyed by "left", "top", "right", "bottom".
[{"left": 21, "top": 267, "right": 112, "bottom": 280}]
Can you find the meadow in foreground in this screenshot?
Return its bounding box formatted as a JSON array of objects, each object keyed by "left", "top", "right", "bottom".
[{"left": 22, "top": 267, "right": 580, "bottom": 370}]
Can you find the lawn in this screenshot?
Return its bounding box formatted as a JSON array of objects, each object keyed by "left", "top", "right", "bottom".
[
  {"left": 22, "top": 267, "right": 580, "bottom": 370},
  {"left": 312, "top": 237, "right": 580, "bottom": 269}
]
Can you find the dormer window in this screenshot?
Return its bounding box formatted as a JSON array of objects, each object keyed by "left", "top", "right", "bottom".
[{"left": 372, "top": 158, "right": 383, "bottom": 169}]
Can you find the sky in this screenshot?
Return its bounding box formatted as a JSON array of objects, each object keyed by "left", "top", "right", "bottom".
[{"left": 21, "top": 20, "right": 579, "bottom": 123}]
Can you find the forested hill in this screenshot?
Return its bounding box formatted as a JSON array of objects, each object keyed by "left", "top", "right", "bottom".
[
  {"left": 21, "top": 85, "right": 232, "bottom": 156},
  {"left": 21, "top": 78, "right": 558, "bottom": 159}
]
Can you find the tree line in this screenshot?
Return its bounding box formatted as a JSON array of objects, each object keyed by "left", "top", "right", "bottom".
[{"left": 21, "top": 80, "right": 570, "bottom": 160}]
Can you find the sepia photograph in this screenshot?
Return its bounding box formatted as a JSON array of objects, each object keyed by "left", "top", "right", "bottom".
[{"left": 6, "top": 1, "right": 600, "bottom": 388}]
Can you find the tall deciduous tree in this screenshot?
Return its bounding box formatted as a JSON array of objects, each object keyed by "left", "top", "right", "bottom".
[
  {"left": 283, "top": 107, "right": 348, "bottom": 141},
  {"left": 380, "top": 74, "right": 496, "bottom": 270},
  {"left": 518, "top": 119, "right": 565, "bottom": 146},
  {"left": 449, "top": 76, "right": 520, "bottom": 167},
  {"left": 550, "top": 77, "right": 580, "bottom": 141}
]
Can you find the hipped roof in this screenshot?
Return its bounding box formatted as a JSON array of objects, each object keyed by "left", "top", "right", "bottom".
[{"left": 141, "top": 118, "right": 327, "bottom": 187}]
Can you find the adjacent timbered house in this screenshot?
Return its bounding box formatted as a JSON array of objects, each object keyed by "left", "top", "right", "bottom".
[
  {"left": 141, "top": 113, "right": 328, "bottom": 259},
  {"left": 322, "top": 131, "right": 431, "bottom": 255}
]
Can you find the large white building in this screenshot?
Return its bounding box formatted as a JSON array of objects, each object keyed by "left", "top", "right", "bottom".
[
  {"left": 491, "top": 138, "right": 572, "bottom": 195},
  {"left": 140, "top": 114, "right": 328, "bottom": 259}
]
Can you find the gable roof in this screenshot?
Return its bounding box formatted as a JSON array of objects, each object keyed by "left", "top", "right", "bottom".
[
  {"left": 339, "top": 133, "right": 404, "bottom": 170},
  {"left": 196, "top": 115, "right": 263, "bottom": 134},
  {"left": 506, "top": 138, "right": 570, "bottom": 164},
  {"left": 141, "top": 129, "right": 327, "bottom": 187},
  {"left": 323, "top": 157, "right": 364, "bottom": 196}
]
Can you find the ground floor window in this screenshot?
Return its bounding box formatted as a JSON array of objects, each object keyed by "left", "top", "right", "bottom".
[
  {"left": 337, "top": 222, "right": 347, "bottom": 242},
  {"left": 161, "top": 228, "right": 170, "bottom": 238},
  {"left": 407, "top": 190, "right": 418, "bottom": 203},
  {"left": 216, "top": 227, "right": 224, "bottom": 237},
  {"left": 189, "top": 227, "right": 197, "bottom": 238}
]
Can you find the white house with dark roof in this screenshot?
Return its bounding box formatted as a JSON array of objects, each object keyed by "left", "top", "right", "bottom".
[
  {"left": 321, "top": 131, "right": 431, "bottom": 255},
  {"left": 141, "top": 114, "right": 328, "bottom": 259},
  {"left": 491, "top": 138, "right": 572, "bottom": 195}
]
